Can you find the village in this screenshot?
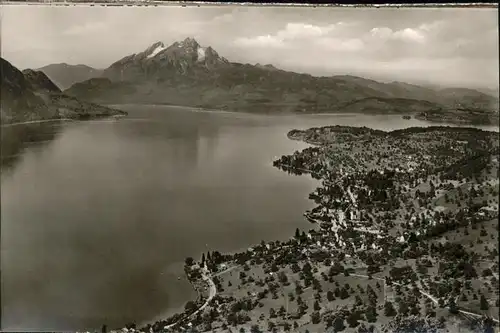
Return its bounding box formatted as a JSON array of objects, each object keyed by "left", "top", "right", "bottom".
[{"left": 116, "top": 125, "right": 498, "bottom": 333}]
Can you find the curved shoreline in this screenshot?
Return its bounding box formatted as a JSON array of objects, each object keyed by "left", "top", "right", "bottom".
[
  {"left": 80, "top": 123, "right": 499, "bottom": 333},
  {"left": 1, "top": 114, "right": 127, "bottom": 128},
  {"left": 0, "top": 118, "right": 74, "bottom": 128}
]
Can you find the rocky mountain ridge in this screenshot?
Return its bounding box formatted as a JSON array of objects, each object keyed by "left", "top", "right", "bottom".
[
  {"left": 37, "top": 63, "right": 104, "bottom": 90},
  {"left": 1, "top": 57, "right": 126, "bottom": 125},
  {"left": 47, "top": 37, "right": 498, "bottom": 124}
]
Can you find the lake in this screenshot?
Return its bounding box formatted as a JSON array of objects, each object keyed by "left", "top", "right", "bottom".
[{"left": 1, "top": 105, "right": 498, "bottom": 331}]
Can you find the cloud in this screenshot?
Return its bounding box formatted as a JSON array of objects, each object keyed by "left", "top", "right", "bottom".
[
  {"left": 418, "top": 20, "right": 445, "bottom": 33},
  {"left": 315, "top": 37, "right": 365, "bottom": 52},
  {"left": 212, "top": 13, "right": 234, "bottom": 23},
  {"left": 63, "top": 21, "right": 107, "bottom": 36},
  {"left": 276, "top": 22, "right": 338, "bottom": 40},
  {"left": 370, "top": 26, "right": 425, "bottom": 43},
  {"left": 2, "top": 6, "right": 497, "bottom": 89},
  {"left": 234, "top": 35, "right": 287, "bottom": 48},
  {"left": 234, "top": 22, "right": 346, "bottom": 49}
]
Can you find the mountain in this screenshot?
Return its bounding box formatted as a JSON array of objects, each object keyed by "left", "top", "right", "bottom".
[
  {"left": 37, "top": 63, "right": 103, "bottom": 90},
  {"left": 1, "top": 57, "right": 126, "bottom": 124},
  {"left": 22, "top": 69, "right": 61, "bottom": 93},
  {"left": 63, "top": 37, "right": 499, "bottom": 124}
]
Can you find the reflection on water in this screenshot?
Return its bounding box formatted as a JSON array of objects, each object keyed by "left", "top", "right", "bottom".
[
  {"left": 1, "top": 106, "right": 498, "bottom": 331},
  {"left": 1, "top": 122, "right": 64, "bottom": 171}
]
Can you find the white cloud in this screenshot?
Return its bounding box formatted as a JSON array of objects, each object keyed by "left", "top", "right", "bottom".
[
  {"left": 370, "top": 26, "right": 425, "bottom": 43},
  {"left": 212, "top": 13, "right": 234, "bottom": 23},
  {"left": 418, "top": 21, "right": 444, "bottom": 32},
  {"left": 63, "top": 21, "right": 107, "bottom": 36},
  {"left": 394, "top": 28, "right": 425, "bottom": 43},
  {"left": 234, "top": 22, "right": 345, "bottom": 49},
  {"left": 315, "top": 37, "right": 365, "bottom": 52},
  {"left": 234, "top": 35, "right": 287, "bottom": 48},
  {"left": 276, "top": 22, "right": 338, "bottom": 40},
  {"left": 370, "top": 27, "right": 394, "bottom": 39}
]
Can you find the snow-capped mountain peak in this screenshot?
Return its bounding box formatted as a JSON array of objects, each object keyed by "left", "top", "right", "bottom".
[
  {"left": 104, "top": 37, "right": 230, "bottom": 80},
  {"left": 147, "top": 42, "right": 166, "bottom": 59},
  {"left": 197, "top": 47, "right": 206, "bottom": 62}
]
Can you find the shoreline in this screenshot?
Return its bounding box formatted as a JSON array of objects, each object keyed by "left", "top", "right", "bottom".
[
  {"left": 1, "top": 114, "right": 126, "bottom": 128},
  {"left": 105, "top": 103, "right": 499, "bottom": 127},
  {"left": 0, "top": 118, "right": 74, "bottom": 128},
  {"left": 89, "top": 124, "right": 498, "bottom": 333}
]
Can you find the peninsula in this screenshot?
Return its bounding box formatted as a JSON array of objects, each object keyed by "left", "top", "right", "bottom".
[{"left": 106, "top": 125, "right": 499, "bottom": 333}]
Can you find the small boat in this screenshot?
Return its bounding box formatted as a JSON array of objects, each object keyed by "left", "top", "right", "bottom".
[{"left": 177, "top": 276, "right": 181, "bottom": 280}]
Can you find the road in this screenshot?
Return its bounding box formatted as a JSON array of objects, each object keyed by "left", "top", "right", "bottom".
[
  {"left": 212, "top": 264, "right": 239, "bottom": 277},
  {"left": 162, "top": 267, "right": 216, "bottom": 330},
  {"left": 349, "top": 273, "right": 499, "bottom": 324},
  {"left": 162, "top": 265, "right": 238, "bottom": 330}
]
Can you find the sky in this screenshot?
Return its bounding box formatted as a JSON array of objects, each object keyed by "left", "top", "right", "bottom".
[{"left": 1, "top": 5, "right": 498, "bottom": 89}]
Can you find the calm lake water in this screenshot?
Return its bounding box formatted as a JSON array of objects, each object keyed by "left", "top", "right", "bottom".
[{"left": 1, "top": 105, "right": 498, "bottom": 331}]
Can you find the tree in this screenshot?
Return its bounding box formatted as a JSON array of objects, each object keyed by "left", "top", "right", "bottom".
[
  {"left": 480, "top": 294, "right": 489, "bottom": 310},
  {"left": 295, "top": 282, "right": 303, "bottom": 295},
  {"left": 239, "top": 328, "right": 246, "bottom": 333},
  {"left": 295, "top": 228, "right": 301, "bottom": 239},
  {"left": 314, "top": 300, "right": 321, "bottom": 311},
  {"left": 250, "top": 325, "right": 261, "bottom": 333},
  {"left": 269, "top": 307, "right": 276, "bottom": 318},
  {"left": 398, "top": 301, "right": 409, "bottom": 316},
  {"left": 438, "top": 298, "right": 445, "bottom": 308},
  {"left": 340, "top": 287, "right": 349, "bottom": 300},
  {"left": 327, "top": 290, "right": 335, "bottom": 302},
  {"left": 384, "top": 301, "right": 397, "bottom": 317},
  {"left": 333, "top": 317, "right": 345, "bottom": 332},
  {"left": 365, "top": 305, "right": 377, "bottom": 323},
  {"left": 185, "top": 257, "right": 194, "bottom": 266},
  {"left": 185, "top": 300, "right": 198, "bottom": 313},
  {"left": 278, "top": 271, "right": 289, "bottom": 285},
  {"left": 410, "top": 304, "right": 421, "bottom": 316},
  {"left": 347, "top": 311, "right": 360, "bottom": 328},
  {"left": 279, "top": 305, "right": 286, "bottom": 317},
  {"left": 201, "top": 253, "right": 206, "bottom": 265},
  {"left": 303, "top": 262, "right": 313, "bottom": 274},
  {"left": 482, "top": 268, "right": 493, "bottom": 277},
  {"left": 449, "top": 298, "right": 459, "bottom": 314},
  {"left": 311, "top": 311, "right": 321, "bottom": 324}
]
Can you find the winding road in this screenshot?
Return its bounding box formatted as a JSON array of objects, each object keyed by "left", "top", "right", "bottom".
[
  {"left": 349, "top": 273, "right": 499, "bottom": 324},
  {"left": 163, "top": 265, "right": 238, "bottom": 330}
]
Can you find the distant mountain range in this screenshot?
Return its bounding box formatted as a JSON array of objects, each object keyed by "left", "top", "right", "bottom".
[
  {"left": 0, "top": 57, "right": 125, "bottom": 125},
  {"left": 37, "top": 63, "right": 103, "bottom": 90},
  {"left": 38, "top": 37, "right": 498, "bottom": 125}
]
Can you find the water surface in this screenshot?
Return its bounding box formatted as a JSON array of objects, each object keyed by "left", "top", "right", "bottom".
[{"left": 1, "top": 106, "right": 497, "bottom": 331}]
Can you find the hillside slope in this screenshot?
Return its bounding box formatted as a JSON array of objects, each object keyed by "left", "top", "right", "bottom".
[
  {"left": 37, "top": 63, "right": 103, "bottom": 90},
  {"left": 1, "top": 57, "right": 126, "bottom": 125},
  {"left": 63, "top": 38, "right": 498, "bottom": 124}
]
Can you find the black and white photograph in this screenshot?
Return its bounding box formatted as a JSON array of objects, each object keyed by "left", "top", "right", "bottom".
[{"left": 1, "top": 4, "right": 499, "bottom": 333}]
